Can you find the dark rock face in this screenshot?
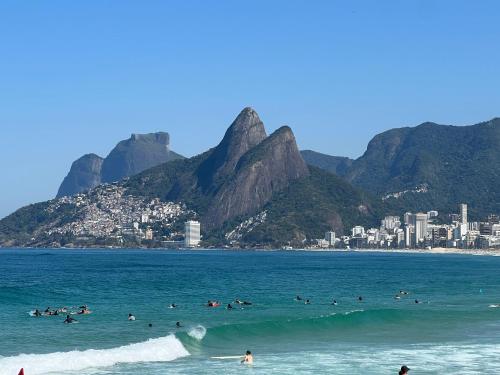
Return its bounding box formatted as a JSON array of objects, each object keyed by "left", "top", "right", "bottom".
[
  {"left": 300, "top": 150, "right": 353, "bottom": 176},
  {"left": 205, "top": 126, "right": 309, "bottom": 227},
  {"left": 124, "top": 108, "right": 310, "bottom": 229},
  {"left": 57, "top": 154, "right": 104, "bottom": 197},
  {"left": 196, "top": 107, "right": 267, "bottom": 192},
  {"left": 101, "top": 132, "right": 181, "bottom": 183}
]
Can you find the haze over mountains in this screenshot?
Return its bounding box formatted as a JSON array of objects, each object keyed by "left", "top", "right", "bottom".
[
  {"left": 0, "top": 108, "right": 499, "bottom": 248},
  {"left": 57, "top": 132, "right": 184, "bottom": 197}
]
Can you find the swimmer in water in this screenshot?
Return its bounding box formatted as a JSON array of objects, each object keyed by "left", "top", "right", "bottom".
[
  {"left": 148, "top": 323, "right": 153, "bottom": 327},
  {"left": 332, "top": 299, "right": 338, "bottom": 306},
  {"left": 295, "top": 295, "right": 303, "bottom": 301},
  {"left": 78, "top": 307, "right": 91, "bottom": 315},
  {"left": 63, "top": 315, "right": 77, "bottom": 324},
  {"left": 304, "top": 299, "right": 311, "bottom": 305},
  {"left": 227, "top": 303, "right": 233, "bottom": 309},
  {"left": 241, "top": 350, "right": 253, "bottom": 365},
  {"left": 128, "top": 313, "right": 136, "bottom": 321},
  {"left": 176, "top": 321, "right": 182, "bottom": 328},
  {"left": 242, "top": 301, "right": 252, "bottom": 306},
  {"left": 169, "top": 303, "right": 177, "bottom": 309},
  {"left": 234, "top": 299, "right": 243, "bottom": 305},
  {"left": 415, "top": 299, "right": 420, "bottom": 304},
  {"left": 399, "top": 365, "right": 410, "bottom": 375},
  {"left": 358, "top": 296, "right": 363, "bottom": 302},
  {"left": 34, "top": 309, "right": 42, "bottom": 317},
  {"left": 394, "top": 295, "right": 401, "bottom": 300}
]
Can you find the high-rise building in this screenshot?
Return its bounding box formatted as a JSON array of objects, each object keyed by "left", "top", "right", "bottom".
[
  {"left": 352, "top": 226, "right": 365, "bottom": 237},
  {"left": 404, "top": 212, "right": 414, "bottom": 225},
  {"left": 405, "top": 225, "right": 414, "bottom": 247},
  {"left": 381, "top": 216, "right": 401, "bottom": 231},
  {"left": 184, "top": 220, "right": 201, "bottom": 247},
  {"left": 460, "top": 204, "right": 468, "bottom": 225},
  {"left": 414, "top": 213, "right": 428, "bottom": 244},
  {"left": 325, "top": 231, "right": 336, "bottom": 246}
]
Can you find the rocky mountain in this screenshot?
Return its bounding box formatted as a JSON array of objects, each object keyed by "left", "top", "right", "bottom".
[
  {"left": 57, "top": 132, "right": 184, "bottom": 197},
  {"left": 101, "top": 132, "right": 184, "bottom": 183},
  {"left": 56, "top": 154, "right": 104, "bottom": 198},
  {"left": 125, "top": 108, "right": 311, "bottom": 229},
  {"left": 343, "top": 118, "right": 500, "bottom": 219},
  {"left": 1, "top": 107, "right": 380, "bottom": 248},
  {"left": 300, "top": 150, "right": 353, "bottom": 176}
]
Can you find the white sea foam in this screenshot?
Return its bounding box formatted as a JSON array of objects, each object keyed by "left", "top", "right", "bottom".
[
  {"left": 0, "top": 335, "right": 189, "bottom": 375},
  {"left": 187, "top": 325, "right": 207, "bottom": 341}
]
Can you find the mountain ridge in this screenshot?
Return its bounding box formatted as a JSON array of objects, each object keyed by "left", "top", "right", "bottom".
[{"left": 57, "top": 132, "right": 185, "bottom": 197}]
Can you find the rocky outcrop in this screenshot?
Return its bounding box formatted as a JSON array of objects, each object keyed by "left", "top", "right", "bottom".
[
  {"left": 101, "top": 132, "right": 183, "bottom": 183},
  {"left": 205, "top": 126, "right": 309, "bottom": 227},
  {"left": 57, "top": 154, "right": 103, "bottom": 197},
  {"left": 196, "top": 107, "right": 267, "bottom": 192},
  {"left": 57, "top": 132, "right": 185, "bottom": 197}
]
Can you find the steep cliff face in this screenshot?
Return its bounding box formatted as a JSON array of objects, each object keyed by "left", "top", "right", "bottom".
[
  {"left": 57, "top": 131, "right": 185, "bottom": 197},
  {"left": 196, "top": 107, "right": 267, "bottom": 192},
  {"left": 101, "top": 132, "right": 182, "bottom": 183},
  {"left": 124, "top": 108, "right": 311, "bottom": 229},
  {"left": 57, "top": 154, "right": 103, "bottom": 197},
  {"left": 205, "top": 126, "right": 309, "bottom": 227}
]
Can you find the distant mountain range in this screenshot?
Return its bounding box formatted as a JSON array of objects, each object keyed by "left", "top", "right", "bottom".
[
  {"left": 302, "top": 118, "right": 500, "bottom": 220},
  {"left": 57, "top": 132, "right": 184, "bottom": 197},
  {"left": 0, "top": 108, "right": 379, "bottom": 247},
  {"left": 1, "top": 111, "right": 499, "bottom": 248}
]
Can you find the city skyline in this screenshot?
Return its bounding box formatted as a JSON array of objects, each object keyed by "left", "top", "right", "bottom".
[{"left": 2, "top": 1, "right": 500, "bottom": 218}]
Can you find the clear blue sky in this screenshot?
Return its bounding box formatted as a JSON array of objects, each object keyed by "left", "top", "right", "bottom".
[{"left": 1, "top": 0, "right": 499, "bottom": 219}]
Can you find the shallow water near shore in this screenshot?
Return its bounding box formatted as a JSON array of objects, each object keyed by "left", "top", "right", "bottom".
[{"left": 0, "top": 249, "right": 499, "bottom": 374}]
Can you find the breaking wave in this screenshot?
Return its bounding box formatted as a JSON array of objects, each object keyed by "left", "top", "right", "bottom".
[{"left": 0, "top": 335, "right": 189, "bottom": 375}]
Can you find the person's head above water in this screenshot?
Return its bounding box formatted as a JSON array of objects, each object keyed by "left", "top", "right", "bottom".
[
  {"left": 399, "top": 365, "right": 410, "bottom": 374},
  {"left": 246, "top": 350, "right": 251, "bottom": 355}
]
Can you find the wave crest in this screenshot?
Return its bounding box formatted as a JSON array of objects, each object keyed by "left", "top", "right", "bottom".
[
  {"left": 0, "top": 335, "right": 189, "bottom": 375},
  {"left": 187, "top": 325, "right": 207, "bottom": 340}
]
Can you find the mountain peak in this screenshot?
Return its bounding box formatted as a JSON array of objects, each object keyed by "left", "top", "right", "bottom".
[
  {"left": 56, "top": 153, "right": 104, "bottom": 197},
  {"left": 101, "top": 131, "right": 182, "bottom": 183},
  {"left": 197, "top": 107, "right": 267, "bottom": 191},
  {"left": 205, "top": 125, "right": 309, "bottom": 228},
  {"left": 223, "top": 107, "right": 266, "bottom": 145}
]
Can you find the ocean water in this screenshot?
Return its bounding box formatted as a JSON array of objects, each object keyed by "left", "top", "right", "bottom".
[{"left": 0, "top": 249, "right": 499, "bottom": 374}]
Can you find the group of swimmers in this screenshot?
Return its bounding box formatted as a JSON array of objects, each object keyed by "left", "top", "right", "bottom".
[
  {"left": 32, "top": 305, "right": 91, "bottom": 321},
  {"left": 294, "top": 295, "right": 363, "bottom": 305},
  {"left": 207, "top": 299, "right": 252, "bottom": 309},
  {"left": 293, "top": 290, "right": 428, "bottom": 306}
]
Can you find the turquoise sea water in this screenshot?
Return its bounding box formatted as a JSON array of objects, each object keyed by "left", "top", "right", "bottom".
[{"left": 0, "top": 249, "right": 499, "bottom": 374}]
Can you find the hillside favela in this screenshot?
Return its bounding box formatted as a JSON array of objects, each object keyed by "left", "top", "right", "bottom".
[{"left": 1, "top": 2, "right": 500, "bottom": 375}]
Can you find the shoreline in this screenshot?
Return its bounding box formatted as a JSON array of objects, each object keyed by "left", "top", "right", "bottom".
[{"left": 1, "top": 246, "right": 500, "bottom": 256}]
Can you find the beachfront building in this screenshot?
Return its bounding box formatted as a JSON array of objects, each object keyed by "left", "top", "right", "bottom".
[
  {"left": 185, "top": 220, "right": 201, "bottom": 247},
  {"left": 460, "top": 203, "right": 468, "bottom": 225},
  {"left": 414, "top": 213, "right": 428, "bottom": 245},
  {"left": 325, "top": 231, "right": 336, "bottom": 246},
  {"left": 352, "top": 226, "right": 365, "bottom": 237}
]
